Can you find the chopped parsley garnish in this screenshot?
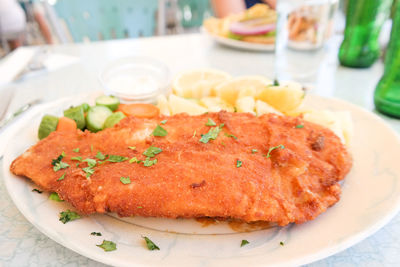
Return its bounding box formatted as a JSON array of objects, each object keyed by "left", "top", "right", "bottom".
[
  {"left": 193, "top": 130, "right": 197, "bottom": 137},
  {"left": 53, "top": 161, "right": 69, "bottom": 172},
  {"left": 273, "top": 79, "right": 280, "bottom": 86},
  {"left": 59, "top": 210, "right": 80, "bottom": 224},
  {"left": 51, "top": 154, "right": 64, "bottom": 166},
  {"left": 129, "top": 157, "right": 139, "bottom": 163},
  {"left": 295, "top": 124, "right": 304, "bottom": 129},
  {"left": 143, "top": 157, "right": 157, "bottom": 167},
  {"left": 83, "top": 167, "right": 95, "bottom": 178},
  {"left": 152, "top": 125, "right": 168, "bottom": 137},
  {"left": 236, "top": 160, "right": 242, "bottom": 168},
  {"left": 205, "top": 118, "right": 216, "bottom": 126},
  {"left": 71, "top": 156, "right": 82, "bottom": 161},
  {"left": 57, "top": 173, "right": 66, "bottom": 181},
  {"left": 224, "top": 133, "right": 238, "bottom": 140},
  {"left": 91, "top": 232, "right": 102, "bottom": 236},
  {"left": 128, "top": 146, "right": 136, "bottom": 150},
  {"left": 143, "top": 146, "right": 162, "bottom": 158},
  {"left": 49, "top": 192, "right": 63, "bottom": 202},
  {"left": 32, "top": 189, "right": 43, "bottom": 194},
  {"left": 83, "top": 158, "right": 97, "bottom": 168},
  {"left": 241, "top": 240, "right": 249, "bottom": 247},
  {"left": 107, "top": 155, "right": 128, "bottom": 162},
  {"left": 280, "top": 241, "right": 284, "bottom": 246},
  {"left": 97, "top": 240, "right": 116, "bottom": 252},
  {"left": 160, "top": 120, "right": 167, "bottom": 124},
  {"left": 120, "top": 177, "right": 131, "bottom": 184},
  {"left": 90, "top": 145, "right": 94, "bottom": 152},
  {"left": 72, "top": 148, "right": 80, "bottom": 153},
  {"left": 76, "top": 163, "right": 80, "bottom": 167},
  {"left": 251, "top": 149, "right": 258, "bottom": 154},
  {"left": 96, "top": 151, "right": 106, "bottom": 160},
  {"left": 143, "top": 236, "right": 160, "bottom": 250},
  {"left": 199, "top": 124, "right": 224, "bottom": 144},
  {"left": 137, "top": 206, "right": 143, "bottom": 209},
  {"left": 266, "top": 145, "right": 285, "bottom": 158}
]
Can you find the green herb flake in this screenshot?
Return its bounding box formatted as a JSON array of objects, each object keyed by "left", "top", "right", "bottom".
[
  {"left": 236, "top": 160, "right": 242, "bottom": 168},
  {"left": 224, "top": 133, "right": 238, "bottom": 140},
  {"left": 97, "top": 240, "right": 117, "bottom": 252},
  {"left": 137, "top": 206, "right": 143, "bottom": 209},
  {"left": 152, "top": 125, "right": 168, "bottom": 137},
  {"left": 90, "top": 145, "right": 94, "bottom": 152},
  {"left": 273, "top": 79, "right": 280, "bottom": 86},
  {"left": 193, "top": 130, "right": 197, "bottom": 137},
  {"left": 128, "top": 146, "right": 136, "bottom": 150},
  {"left": 51, "top": 154, "right": 64, "bottom": 166},
  {"left": 96, "top": 151, "right": 106, "bottom": 160},
  {"left": 251, "top": 149, "right": 258, "bottom": 154},
  {"left": 71, "top": 156, "right": 82, "bottom": 161},
  {"left": 120, "top": 177, "right": 131, "bottom": 184},
  {"left": 83, "top": 167, "right": 95, "bottom": 178},
  {"left": 83, "top": 158, "right": 97, "bottom": 168},
  {"left": 280, "top": 241, "right": 284, "bottom": 246},
  {"left": 72, "top": 148, "right": 80, "bottom": 153},
  {"left": 91, "top": 232, "right": 102, "bottom": 236},
  {"left": 61, "top": 151, "right": 66, "bottom": 157},
  {"left": 53, "top": 161, "right": 69, "bottom": 172},
  {"left": 143, "top": 157, "right": 157, "bottom": 167},
  {"left": 205, "top": 118, "right": 216, "bottom": 126},
  {"left": 295, "top": 124, "right": 304, "bottom": 129},
  {"left": 199, "top": 124, "right": 224, "bottom": 144},
  {"left": 143, "top": 236, "right": 160, "bottom": 251},
  {"left": 49, "top": 192, "right": 64, "bottom": 202},
  {"left": 76, "top": 163, "right": 80, "bottom": 167},
  {"left": 57, "top": 173, "right": 66, "bottom": 181},
  {"left": 129, "top": 157, "right": 139, "bottom": 164},
  {"left": 32, "top": 189, "right": 43, "bottom": 194},
  {"left": 59, "top": 210, "right": 80, "bottom": 224},
  {"left": 265, "top": 145, "right": 285, "bottom": 158},
  {"left": 143, "top": 146, "right": 162, "bottom": 158},
  {"left": 107, "top": 155, "right": 129, "bottom": 162},
  {"left": 160, "top": 120, "right": 167, "bottom": 124},
  {"left": 241, "top": 240, "right": 249, "bottom": 247}
]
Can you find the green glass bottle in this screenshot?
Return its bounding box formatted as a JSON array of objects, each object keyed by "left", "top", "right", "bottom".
[
  {"left": 339, "top": 0, "right": 393, "bottom": 68},
  {"left": 374, "top": 0, "right": 400, "bottom": 118}
]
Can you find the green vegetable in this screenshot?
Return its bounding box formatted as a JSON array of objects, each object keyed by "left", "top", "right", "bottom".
[
  {"left": 143, "top": 236, "right": 160, "bottom": 250},
  {"left": 64, "top": 106, "right": 85, "bottom": 130},
  {"left": 103, "top": 112, "right": 126, "bottom": 129},
  {"left": 52, "top": 153, "right": 64, "bottom": 166},
  {"left": 227, "top": 31, "right": 243, "bottom": 40},
  {"left": 128, "top": 146, "right": 136, "bottom": 150},
  {"left": 59, "top": 210, "right": 80, "bottom": 224},
  {"left": 143, "top": 146, "right": 162, "bottom": 158},
  {"left": 86, "top": 106, "right": 113, "bottom": 132},
  {"left": 32, "top": 189, "right": 42, "bottom": 194},
  {"left": 152, "top": 125, "right": 167, "bottom": 137},
  {"left": 160, "top": 120, "right": 167, "bottom": 124},
  {"left": 71, "top": 156, "right": 82, "bottom": 161},
  {"left": 224, "top": 133, "right": 238, "bottom": 139},
  {"left": 241, "top": 240, "right": 249, "bottom": 247},
  {"left": 106, "top": 155, "right": 128, "bottom": 162},
  {"left": 38, "top": 115, "right": 59, "bottom": 140},
  {"left": 83, "top": 158, "right": 97, "bottom": 167},
  {"left": 95, "top": 95, "right": 120, "bottom": 111},
  {"left": 81, "top": 103, "right": 90, "bottom": 112},
  {"left": 96, "top": 240, "right": 117, "bottom": 252},
  {"left": 236, "top": 160, "right": 242, "bottom": 168},
  {"left": 53, "top": 161, "right": 69, "bottom": 172},
  {"left": 273, "top": 79, "right": 280, "bottom": 86},
  {"left": 265, "top": 144, "right": 285, "bottom": 158},
  {"left": 295, "top": 124, "right": 304, "bottom": 128},
  {"left": 199, "top": 124, "right": 224, "bottom": 144},
  {"left": 91, "top": 232, "right": 102, "bottom": 236},
  {"left": 120, "top": 177, "right": 131, "bottom": 184},
  {"left": 83, "top": 167, "right": 95, "bottom": 178},
  {"left": 72, "top": 148, "right": 80, "bottom": 153},
  {"left": 205, "top": 118, "right": 216, "bottom": 126},
  {"left": 129, "top": 157, "right": 139, "bottom": 163},
  {"left": 49, "top": 192, "right": 63, "bottom": 202}
]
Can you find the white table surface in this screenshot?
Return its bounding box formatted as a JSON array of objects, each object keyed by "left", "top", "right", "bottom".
[{"left": 1, "top": 33, "right": 400, "bottom": 267}]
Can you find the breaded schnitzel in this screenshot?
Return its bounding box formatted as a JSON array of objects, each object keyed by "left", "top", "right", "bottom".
[{"left": 10, "top": 111, "right": 352, "bottom": 226}]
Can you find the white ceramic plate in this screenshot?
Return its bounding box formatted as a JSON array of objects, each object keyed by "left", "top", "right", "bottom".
[
  {"left": 3, "top": 95, "right": 400, "bottom": 267},
  {"left": 201, "top": 27, "right": 274, "bottom": 52}
]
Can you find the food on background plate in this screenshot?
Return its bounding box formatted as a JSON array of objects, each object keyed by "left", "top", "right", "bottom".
[
  {"left": 11, "top": 111, "right": 352, "bottom": 226},
  {"left": 204, "top": 4, "right": 276, "bottom": 44}
]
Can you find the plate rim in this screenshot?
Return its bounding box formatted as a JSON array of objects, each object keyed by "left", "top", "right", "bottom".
[{"left": 3, "top": 94, "right": 400, "bottom": 267}]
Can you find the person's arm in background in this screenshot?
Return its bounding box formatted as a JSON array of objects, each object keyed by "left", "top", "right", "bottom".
[{"left": 211, "top": 0, "right": 246, "bottom": 18}]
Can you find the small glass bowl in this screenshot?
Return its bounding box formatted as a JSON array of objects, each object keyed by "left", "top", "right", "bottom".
[{"left": 99, "top": 56, "right": 171, "bottom": 103}]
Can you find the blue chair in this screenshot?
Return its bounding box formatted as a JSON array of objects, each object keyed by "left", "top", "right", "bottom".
[{"left": 51, "top": 0, "right": 159, "bottom": 42}]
